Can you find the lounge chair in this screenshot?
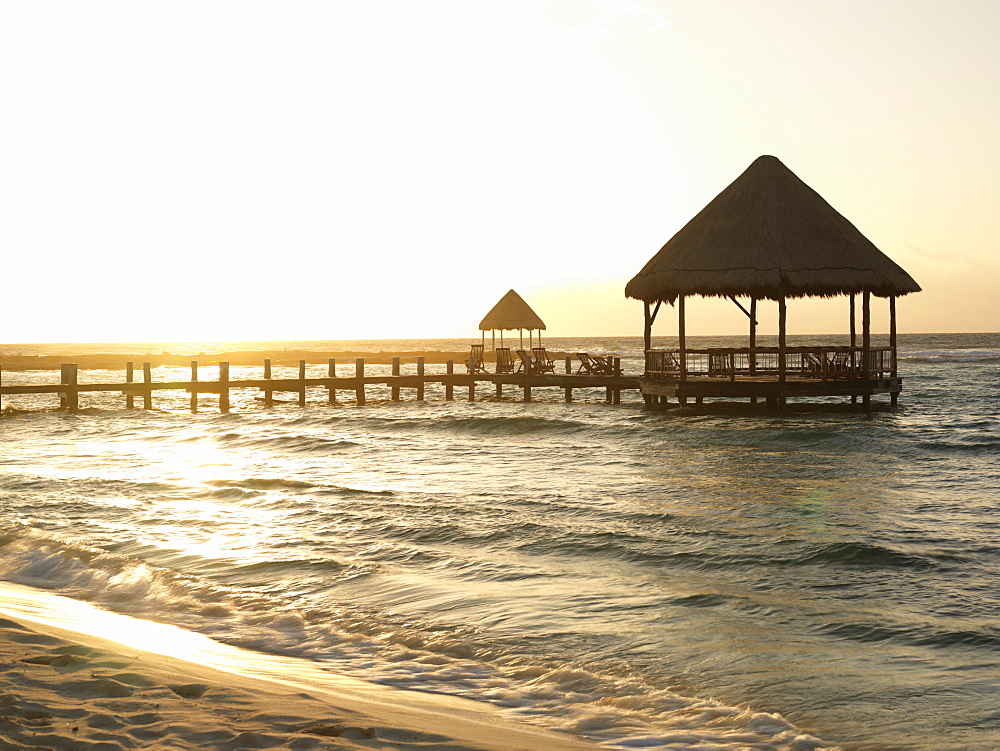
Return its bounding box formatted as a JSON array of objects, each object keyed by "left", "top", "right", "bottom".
[
  {"left": 802, "top": 351, "right": 824, "bottom": 375},
  {"left": 466, "top": 344, "right": 487, "bottom": 374},
  {"left": 592, "top": 354, "right": 617, "bottom": 375},
  {"left": 531, "top": 347, "right": 555, "bottom": 373},
  {"left": 495, "top": 347, "right": 515, "bottom": 374},
  {"left": 708, "top": 353, "right": 729, "bottom": 377},
  {"left": 576, "top": 352, "right": 614, "bottom": 375},
  {"left": 515, "top": 349, "right": 534, "bottom": 374},
  {"left": 826, "top": 350, "right": 852, "bottom": 378}
]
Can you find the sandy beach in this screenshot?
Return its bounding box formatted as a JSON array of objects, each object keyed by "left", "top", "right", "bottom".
[{"left": 0, "top": 583, "right": 596, "bottom": 751}]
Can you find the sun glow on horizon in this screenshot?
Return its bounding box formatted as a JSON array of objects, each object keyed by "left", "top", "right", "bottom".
[{"left": 1, "top": 1, "right": 998, "bottom": 341}]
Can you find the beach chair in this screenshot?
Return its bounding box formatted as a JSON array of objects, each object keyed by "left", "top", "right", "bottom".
[
  {"left": 827, "top": 350, "right": 851, "bottom": 378},
  {"left": 802, "top": 351, "right": 824, "bottom": 376},
  {"left": 531, "top": 347, "right": 555, "bottom": 374},
  {"left": 576, "top": 353, "right": 599, "bottom": 374},
  {"left": 515, "top": 349, "right": 534, "bottom": 374},
  {"left": 590, "top": 354, "right": 615, "bottom": 375},
  {"left": 495, "top": 347, "right": 515, "bottom": 374},
  {"left": 576, "top": 353, "right": 614, "bottom": 375},
  {"left": 708, "top": 352, "right": 729, "bottom": 377},
  {"left": 466, "top": 344, "right": 487, "bottom": 374}
]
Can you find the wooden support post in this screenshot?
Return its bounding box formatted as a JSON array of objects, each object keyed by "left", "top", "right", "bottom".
[
  {"left": 613, "top": 357, "right": 621, "bottom": 404},
  {"left": 219, "top": 362, "right": 230, "bottom": 413},
  {"left": 328, "top": 359, "right": 337, "bottom": 404},
  {"left": 416, "top": 357, "right": 425, "bottom": 401},
  {"left": 355, "top": 359, "right": 366, "bottom": 405},
  {"left": 778, "top": 297, "right": 787, "bottom": 384},
  {"left": 678, "top": 295, "right": 687, "bottom": 384},
  {"left": 190, "top": 361, "right": 198, "bottom": 413},
  {"left": 126, "top": 361, "right": 134, "bottom": 409},
  {"left": 523, "top": 384, "right": 532, "bottom": 403},
  {"left": 565, "top": 357, "right": 572, "bottom": 374},
  {"left": 143, "top": 363, "right": 152, "bottom": 410},
  {"left": 862, "top": 290, "right": 871, "bottom": 380},
  {"left": 850, "top": 293, "right": 857, "bottom": 348},
  {"left": 496, "top": 380, "right": 502, "bottom": 399},
  {"left": 60, "top": 364, "right": 79, "bottom": 413},
  {"left": 391, "top": 357, "right": 400, "bottom": 401},
  {"left": 749, "top": 297, "right": 758, "bottom": 374},
  {"left": 644, "top": 301, "right": 652, "bottom": 352},
  {"left": 890, "top": 295, "right": 899, "bottom": 408},
  {"left": 263, "top": 359, "right": 273, "bottom": 407},
  {"left": 298, "top": 360, "right": 307, "bottom": 407},
  {"left": 606, "top": 386, "right": 612, "bottom": 403},
  {"left": 849, "top": 293, "right": 858, "bottom": 404},
  {"left": 445, "top": 361, "right": 454, "bottom": 401},
  {"left": 469, "top": 379, "right": 476, "bottom": 402},
  {"left": 564, "top": 386, "right": 572, "bottom": 403}
]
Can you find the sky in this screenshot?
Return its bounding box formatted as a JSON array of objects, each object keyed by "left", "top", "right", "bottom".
[{"left": 1, "top": 0, "right": 998, "bottom": 342}]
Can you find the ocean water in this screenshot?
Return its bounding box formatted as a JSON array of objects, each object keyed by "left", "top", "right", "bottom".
[{"left": 0, "top": 333, "right": 997, "bottom": 749}]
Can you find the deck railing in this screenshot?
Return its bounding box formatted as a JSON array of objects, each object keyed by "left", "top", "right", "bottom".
[{"left": 645, "top": 347, "right": 895, "bottom": 381}]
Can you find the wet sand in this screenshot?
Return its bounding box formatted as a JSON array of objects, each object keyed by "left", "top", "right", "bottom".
[{"left": 0, "top": 583, "right": 595, "bottom": 750}]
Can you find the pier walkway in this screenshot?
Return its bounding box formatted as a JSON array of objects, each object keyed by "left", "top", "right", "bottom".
[{"left": 0, "top": 356, "right": 637, "bottom": 413}]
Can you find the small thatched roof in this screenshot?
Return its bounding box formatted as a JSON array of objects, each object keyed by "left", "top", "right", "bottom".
[
  {"left": 625, "top": 155, "right": 921, "bottom": 302},
  {"left": 479, "top": 289, "right": 546, "bottom": 331}
]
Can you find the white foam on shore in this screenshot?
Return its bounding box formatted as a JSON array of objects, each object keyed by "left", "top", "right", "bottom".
[
  {"left": 0, "top": 579, "right": 835, "bottom": 750},
  {"left": 0, "top": 579, "right": 600, "bottom": 750}
]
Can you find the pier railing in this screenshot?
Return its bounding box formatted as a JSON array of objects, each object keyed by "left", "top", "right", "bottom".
[
  {"left": 0, "top": 355, "right": 636, "bottom": 413},
  {"left": 645, "top": 347, "right": 895, "bottom": 381}
]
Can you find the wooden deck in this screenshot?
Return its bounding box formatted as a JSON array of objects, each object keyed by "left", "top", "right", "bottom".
[
  {"left": 641, "top": 346, "right": 901, "bottom": 410},
  {"left": 0, "top": 356, "right": 639, "bottom": 413}
]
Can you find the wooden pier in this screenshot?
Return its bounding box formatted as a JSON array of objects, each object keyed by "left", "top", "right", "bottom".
[
  {"left": 0, "top": 357, "right": 637, "bottom": 414},
  {"left": 640, "top": 345, "right": 900, "bottom": 411}
]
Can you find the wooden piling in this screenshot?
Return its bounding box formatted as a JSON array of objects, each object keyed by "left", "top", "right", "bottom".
[
  {"left": 298, "top": 360, "right": 307, "bottom": 407},
  {"left": 778, "top": 297, "right": 787, "bottom": 385},
  {"left": 391, "top": 358, "right": 400, "bottom": 401},
  {"left": 496, "top": 380, "right": 502, "bottom": 399},
  {"left": 445, "top": 361, "right": 454, "bottom": 401},
  {"left": 126, "top": 362, "right": 134, "bottom": 409},
  {"left": 612, "top": 357, "right": 622, "bottom": 404},
  {"left": 416, "top": 357, "right": 425, "bottom": 401},
  {"left": 564, "top": 386, "right": 572, "bottom": 403},
  {"left": 142, "top": 363, "right": 152, "bottom": 410},
  {"left": 523, "top": 384, "right": 532, "bottom": 403},
  {"left": 263, "top": 359, "right": 273, "bottom": 407},
  {"left": 355, "top": 359, "right": 366, "bottom": 405},
  {"left": 190, "top": 361, "right": 198, "bottom": 413},
  {"left": 468, "top": 379, "right": 475, "bottom": 402},
  {"left": 219, "top": 362, "right": 230, "bottom": 413},
  {"left": 60, "top": 364, "right": 79, "bottom": 413},
  {"left": 328, "top": 359, "right": 337, "bottom": 404}
]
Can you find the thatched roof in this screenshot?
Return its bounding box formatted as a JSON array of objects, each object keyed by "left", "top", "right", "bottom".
[
  {"left": 479, "top": 289, "right": 546, "bottom": 331},
  {"left": 625, "top": 155, "right": 921, "bottom": 302}
]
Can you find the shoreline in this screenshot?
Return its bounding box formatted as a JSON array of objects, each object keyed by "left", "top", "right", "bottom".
[{"left": 0, "top": 581, "right": 596, "bottom": 750}]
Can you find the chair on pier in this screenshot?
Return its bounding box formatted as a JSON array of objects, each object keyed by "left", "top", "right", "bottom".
[
  {"left": 515, "top": 349, "right": 534, "bottom": 374},
  {"left": 803, "top": 351, "right": 824, "bottom": 376},
  {"left": 576, "top": 353, "right": 614, "bottom": 375},
  {"left": 826, "top": 350, "right": 852, "bottom": 378},
  {"left": 531, "top": 347, "right": 555, "bottom": 373},
  {"left": 466, "top": 344, "right": 487, "bottom": 374},
  {"left": 708, "top": 353, "right": 729, "bottom": 377},
  {"left": 495, "top": 347, "right": 515, "bottom": 374}
]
